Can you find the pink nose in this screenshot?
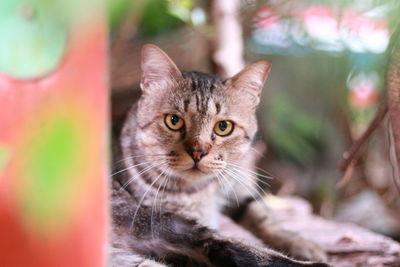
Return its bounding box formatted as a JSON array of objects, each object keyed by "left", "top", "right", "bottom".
[
  {"left": 187, "top": 149, "right": 208, "bottom": 163},
  {"left": 185, "top": 139, "right": 211, "bottom": 163}
]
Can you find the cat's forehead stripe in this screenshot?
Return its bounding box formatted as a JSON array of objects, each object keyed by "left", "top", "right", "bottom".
[
  {"left": 179, "top": 71, "right": 225, "bottom": 116},
  {"left": 184, "top": 99, "right": 190, "bottom": 112},
  {"left": 182, "top": 71, "right": 222, "bottom": 93},
  {"left": 215, "top": 102, "right": 221, "bottom": 115}
]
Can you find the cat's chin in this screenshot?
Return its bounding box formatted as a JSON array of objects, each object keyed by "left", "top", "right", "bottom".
[
  {"left": 179, "top": 166, "right": 215, "bottom": 180},
  {"left": 185, "top": 167, "right": 207, "bottom": 175}
]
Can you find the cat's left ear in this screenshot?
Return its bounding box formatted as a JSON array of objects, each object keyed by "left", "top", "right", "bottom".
[
  {"left": 227, "top": 61, "right": 271, "bottom": 105},
  {"left": 140, "top": 44, "right": 183, "bottom": 94}
]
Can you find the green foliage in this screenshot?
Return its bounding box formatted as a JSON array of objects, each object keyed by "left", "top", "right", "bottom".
[
  {"left": 22, "top": 114, "right": 84, "bottom": 232},
  {"left": 0, "top": 0, "right": 67, "bottom": 79},
  {"left": 167, "top": 0, "right": 193, "bottom": 22},
  {"left": 0, "top": 145, "right": 9, "bottom": 174},
  {"left": 108, "top": 0, "right": 132, "bottom": 29},
  {"left": 138, "top": 0, "right": 185, "bottom": 38},
  {"left": 265, "top": 94, "right": 324, "bottom": 166}
]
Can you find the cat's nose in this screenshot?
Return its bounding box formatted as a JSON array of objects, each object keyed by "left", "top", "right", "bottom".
[
  {"left": 185, "top": 139, "right": 211, "bottom": 163},
  {"left": 187, "top": 148, "right": 208, "bottom": 163}
]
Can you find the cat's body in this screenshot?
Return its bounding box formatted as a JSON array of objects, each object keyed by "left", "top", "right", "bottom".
[{"left": 111, "top": 44, "right": 328, "bottom": 267}]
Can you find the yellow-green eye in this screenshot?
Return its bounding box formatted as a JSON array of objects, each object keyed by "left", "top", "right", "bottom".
[
  {"left": 214, "top": 121, "right": 234, "bottom": 136},
  {"left": 165, "top": 114, "right": 184, "bottom": 131}
]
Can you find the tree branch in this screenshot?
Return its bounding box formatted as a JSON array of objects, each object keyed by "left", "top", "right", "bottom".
[{"left": 339, "top": 102, "right": 388, "bottom": 174}]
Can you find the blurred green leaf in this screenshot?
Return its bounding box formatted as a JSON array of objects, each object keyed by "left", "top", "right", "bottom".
[
  {"left": 0, "top": 0, "right": 67, "bottom": 79},
  {"left": 138, "top": 0, "right": 185, "bottom": 38},
  {"left": 108, "top": 0, "right": 132, "bottom": 29},
  {"left": 265, "top": 94, "right": 324, "bottom": 165},
  {"left": 167, "top": 0, "right": 193, "bottom": 23},
  {"left": 0, "top": 145, "right": 9, "bottom": 174}
]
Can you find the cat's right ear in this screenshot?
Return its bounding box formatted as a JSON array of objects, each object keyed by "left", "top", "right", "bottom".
[
  {"left": 225, "top": 61, "right": 271, "bottom": 107},
  {"left": 140, "top": 44, "right": 183, "bottom": 93}
]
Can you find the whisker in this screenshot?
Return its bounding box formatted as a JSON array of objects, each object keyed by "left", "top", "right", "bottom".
[
  {"left": 228, "top": 165, "right": 271, "bottom": 187},
  {"left": 229, "top": 167, "right": 269, "bottom": 197},
  {"left": 223, "top": 167, "right": 269, "bottom": 211},
  {"left": 120, "top": 161, "right": 167, "bottom": 191},
  {"left": 214, "top": 170, "right": 229, "bottom": 197},
  {"left": 229, "top": 167, "right": 270, "bottom": 196},
  {"left": 217, "top": 170, "right": 240, "bottom": 207},
  {"left": 159, "top": 172, "right": 172, "bottom": 217},
  {"left": 111, "top": 159, "right": 165, "bottom": 177},
  {"left": 223, "top": 168, "right": 258, "bottom": 200},
  {"left": 151, "top": 167, "right": 169, "bottom": 238},
  {"left": 228, "top": 162, "right": 273, "bottom": 180},
  {"left": 248, "top": 146, "right": 265, "bottom": 158},
  {"left": 113, "top": 154, "right": 170, "bottom": 166},
  {"left": 253, "top": 166, "right": 275, "bottom": 178},
  {"left": 130, "top": 167, "right": 167, "bottom": 231},
  {"left": 153, "top": 168, "right": 173, "bottom": 222}
]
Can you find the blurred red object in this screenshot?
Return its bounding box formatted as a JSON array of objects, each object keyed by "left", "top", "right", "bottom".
[
  {"left": 0, "top": 3, "right": 108, "bottom": 267},
  {"left": 349, "top": 85, "right": 378, "bottom": 108}
]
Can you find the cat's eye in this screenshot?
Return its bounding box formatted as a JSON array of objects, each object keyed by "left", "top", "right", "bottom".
[
  {"left": 165, "top": 114, "right": 184, "bottom": 131},
  {"left": 214, "top": 121, "right": 234, "bottom": 136}
]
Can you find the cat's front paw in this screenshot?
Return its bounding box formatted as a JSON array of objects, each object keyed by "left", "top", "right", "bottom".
[
  {"left": 138, "top": 260, "right": 168, "bottom": 267},
  {"left": 285, "top": 235, "right": 327, "bottom": 262}
]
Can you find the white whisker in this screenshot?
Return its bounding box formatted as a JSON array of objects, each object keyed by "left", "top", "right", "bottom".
[
  {"left": 112, "top": 159, "right": 165, "bottom": 177},
  {"left": 218, "top": 170, "right": 240, "bottom": 207},
  {"left": 248, "top": 146, "right": 265, "bottom": 157},
  {"left": 228, "top": 165, "right": 271, "bottom": 188},
  {"left": 214, "top": 170, "right": 229, "bottom": 197},
  {"left": 131, "top": 167, "right": 167, "bottom": 231},
  {"left": 151, "top": 167, "right": 169, "bottom": 238},
  {"left": 120, "top": 161, "right": 167, "bottom": 191},
  {"left": 229, "top": 167, "right": 269, "bottom": 196},
  {"left": 228, "top": 162, "right": 273, "bottom": 180},
  {"left": 158, "top": 174, "right": 172, "bottom": 218},
  {"left": 114, "top": 154, "right": 169, "bottom": 165},
  {"left": 223, "top": 167, "right": 269, "bottom": 211}
]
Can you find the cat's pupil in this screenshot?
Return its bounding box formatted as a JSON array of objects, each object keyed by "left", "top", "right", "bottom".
[
  {"left": 171, "top": 115, "right": 179, "bottom": 125},
  {"left": 219, "top": 121, "right": 227, "bottom": 131}
]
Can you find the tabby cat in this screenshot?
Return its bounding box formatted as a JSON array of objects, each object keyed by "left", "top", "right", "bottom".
[{"left": 110, "top": 44, "right": 329, "bottom": 267}]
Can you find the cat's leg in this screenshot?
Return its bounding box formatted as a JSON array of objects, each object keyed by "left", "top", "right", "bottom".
[
  {"left": 109, "top": 246, "right": 167, "bottom": 267},
  {"left": 239, "top": 199, "right": 327, "bottom": 262},
  {"left": 218, "top": 213, "right": 264, "bottom": 246},
  {"left": 227, "top": 145, "right": 327, "bottom": 262},
  {"left": 112, "top": 179, "right": 328, "bottom": 266},
  {"left": 111, "top": 181, "right": 168, "bottom": 267},
  {"left": 110, "top": 224, "right": 167, "bottom": 266},
  {"left": 125, "top": 206, "right": 329, "bottom": 267}
]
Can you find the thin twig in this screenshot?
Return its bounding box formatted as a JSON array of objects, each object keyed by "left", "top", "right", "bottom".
[
  {"left": 339, "top": 101, "right": 388, "bottom": 173},
  {"left": 387, "top": 27, "right": 400, "bottom": 191},
  {"left": 388, "top": 123, "right": 400, "bottom": 194}
]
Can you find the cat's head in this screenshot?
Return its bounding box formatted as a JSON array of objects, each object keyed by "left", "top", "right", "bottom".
[{"left": 135, "top": 44, "right": 271, "bottom": 182}]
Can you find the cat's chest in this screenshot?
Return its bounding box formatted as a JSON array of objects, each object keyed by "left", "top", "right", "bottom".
[
  {"left": 131, "top": 178, "right": 221, "bottom": 229},
  {"left": 162, "top": 187, "right": 221, "bottom": 229}
]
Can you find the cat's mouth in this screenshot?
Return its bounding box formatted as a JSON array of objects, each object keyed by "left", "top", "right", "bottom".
[
  {"left": 183, "top": 164, "right": 209, "bottom": 176},
  {"left": 187, "top": 165, "right": 207, "bottom": 174}
]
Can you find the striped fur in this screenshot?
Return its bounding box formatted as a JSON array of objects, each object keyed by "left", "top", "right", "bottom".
[{"left": 110, "top": 44, "right": 329, "bottom": 266}]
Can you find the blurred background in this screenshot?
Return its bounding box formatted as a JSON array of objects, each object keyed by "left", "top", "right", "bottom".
[{"left": 109, "top": 0, "right": 400, "bottom": 241}]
